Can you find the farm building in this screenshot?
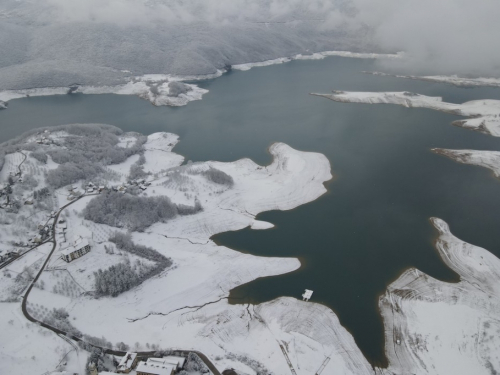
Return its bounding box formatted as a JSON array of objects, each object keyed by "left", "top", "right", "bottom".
[
  {"left": 60, "top": 237, "right": 91, "bottom": 263},
  {"left": 136, "top": 358, "right": 175, "bottom": 375},
  {"left": 117, "top": 352, "right": 138, "bottom": 373}
]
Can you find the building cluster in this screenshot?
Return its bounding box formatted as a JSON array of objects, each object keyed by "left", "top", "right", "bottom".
[
  {"left": 34, "top": 130, "right": 53, "bottom": 145},
  {"left": 112, "top": 353, "right": 186, "bottom": 375},
  {"left": 66, "top": 185, "right": 83, "bottom": 201},
  {"left": 111, "top": 178, "right": 152, "bottom": 194},
  {"left": 86, "top": 182, "right": 106, "bottom": 194}
]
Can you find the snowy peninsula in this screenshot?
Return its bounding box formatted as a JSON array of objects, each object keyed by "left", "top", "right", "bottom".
[
  {"left": 2, "top": 121, "right": 500, "bottom": 375},
  {"left": 311, "top": 90, "right": 500, "bottom": 137},
  {"left": 1, "top": 124, "right": 362, "bottom": 375},
  {"left": 433, "top": 149, "right": 500, "bottom": 178}
]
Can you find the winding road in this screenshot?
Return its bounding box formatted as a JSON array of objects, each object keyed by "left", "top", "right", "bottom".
[{"left": 18, "top": 193, "right": 221, "bottom": 375}]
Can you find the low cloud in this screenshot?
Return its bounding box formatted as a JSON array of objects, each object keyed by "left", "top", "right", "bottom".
[
  {"left": 353, "top": 0, "right": 500, "bottom": 76},
  {"left": 25, "top": 0, "right": 500, "bottom": 76}
]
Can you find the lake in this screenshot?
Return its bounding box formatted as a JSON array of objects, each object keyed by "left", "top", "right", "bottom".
[{"left": 2, "top": 56, "right": 500, "bottom": 366}]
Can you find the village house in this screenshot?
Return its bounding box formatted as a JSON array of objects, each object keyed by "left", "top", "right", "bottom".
[
  {"left": 117, "top": 352, "right": 139, "bottom": 373},
  {"left": 136, "top": 358, "right": 175, "bottom": 375},
  {"left": 60, "top": 237, "right": 92, "bottom": 263}
]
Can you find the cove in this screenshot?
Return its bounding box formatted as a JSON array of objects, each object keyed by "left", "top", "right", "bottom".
[{"left": 2, "top": 56, "right": 500, "bottom": 366}]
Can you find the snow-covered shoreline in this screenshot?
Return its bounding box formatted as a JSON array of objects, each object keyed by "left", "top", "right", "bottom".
[
  {"left": 0, "top": 73, "right": 217, "bottom": 109},
  {"left": 0, "top": 51, "right": 401, "bottom": 109},
  {"left": 5, "top": 126, "right": 373, "bottom": 374},
  {"left": 364, "top": 71, "right": 500, "bottom": 88},
  {"left": 313, "top": 88, "right": 500, "bottom": 375},
  {"left": 232, "top": 50, "right": 403, "bottom": 71},
  {"left": 433, "top": 148, "right": 500, "bottom": 178},
  {"left": 312, "top": 90, "right": 500, "bottom": 137}
]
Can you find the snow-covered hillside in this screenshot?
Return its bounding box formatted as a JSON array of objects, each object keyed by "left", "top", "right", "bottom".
[
  {"left": 3, "top": 124, "right": 500, "bottom": 375},
  {"left": 0, "top": 0, "right": 378, "bottom": 92}
]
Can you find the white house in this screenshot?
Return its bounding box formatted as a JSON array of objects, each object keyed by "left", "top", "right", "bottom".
[
  {"left": 136, "top": 358, "right": 175, "bottom": 375},
  {"left": 60, "top": 237, "right": 92, "bottom": 263}
]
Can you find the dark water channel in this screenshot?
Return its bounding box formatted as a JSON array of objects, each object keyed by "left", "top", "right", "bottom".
[{"left": 2, "top": 57, "right": 500, "bottom": 366}]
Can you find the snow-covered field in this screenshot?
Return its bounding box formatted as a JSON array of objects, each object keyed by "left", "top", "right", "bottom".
[
  {"left": 22, "top": 132, "right": 342, "bottom": 374},
  {"left": 0, "top": 302, "right": 85, "bottom": 375},
  {"left": 3, "top": 122, "right": 500, "bottom": 374},
  {"left": 4, "top": 125, "right": 365, "bottom": 374}
]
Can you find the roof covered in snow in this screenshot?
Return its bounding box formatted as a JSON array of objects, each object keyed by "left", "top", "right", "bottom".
[
  {"left": 136, "top": 360, "right": 175, "bottom": 375},
  {"left": 117, "top": 352, "right": 137, "bottom": 370},
  {"left": 163, "top": 355, "right": 186, "bottom": 368},
  {"left": 60, "top": 238, "right": 90, "bottom": 256}
]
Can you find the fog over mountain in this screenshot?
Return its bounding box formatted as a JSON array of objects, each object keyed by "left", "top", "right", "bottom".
[
  {"left": 354, "top": 0, "right": 500, "bottom": 76},
  {"left": 0, "top": 0, "right": 498, "bottom": 90}
]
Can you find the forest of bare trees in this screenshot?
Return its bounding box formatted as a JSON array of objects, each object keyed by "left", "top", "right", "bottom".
[
  {"left": 84, "top": 191, "right": 202, "bottom": 232},
  {"left": 93, "top": 233, "right": 172, "bottom": 297}
]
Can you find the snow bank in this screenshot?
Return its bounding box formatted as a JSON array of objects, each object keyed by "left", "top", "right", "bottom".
[
  {"left": 379, "top": 218, "right": 500, "bottom": 375},
  {"left": 162, "top": 297, "right": 374, "bottom": 375},
  {"left": 312, "top": 90, "right": 500, "bottom": 137}
]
